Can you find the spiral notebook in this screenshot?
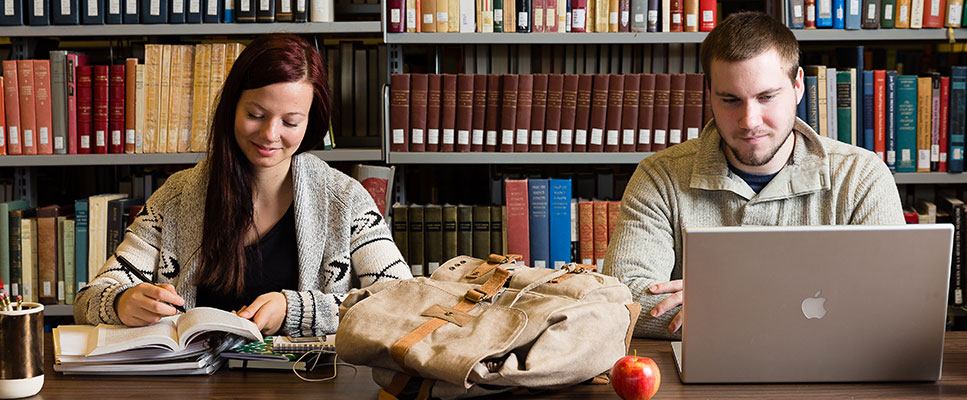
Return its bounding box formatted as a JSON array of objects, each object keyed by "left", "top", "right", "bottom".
[{"left": 271, "top": 335, "right": 336, "bottom": 354}]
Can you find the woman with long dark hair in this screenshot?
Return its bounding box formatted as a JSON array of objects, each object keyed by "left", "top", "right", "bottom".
[{"left": 75, "top": 34, "right": 411, "bottom": 336}]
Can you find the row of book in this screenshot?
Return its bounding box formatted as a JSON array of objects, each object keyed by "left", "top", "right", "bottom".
[
  {"left": 787, "top": 0, "right": 967, "bottom": 30},
  {"left": 0, "top": 43, "right": 243, "bottom": 155},
  {"left": 796, "top": 65, "right": 967, "bottom": 173},
  {"left": 0, "top": 0, "right": 336, "bottom": 26},
  {"left": 388, "top": 73, "right": 710, "bottom": 153},
  {"left": 387, "top": 0, "right": 717, "bottom": 33},
  {"left": 904, "top": 197, "right": 967, "bottom": 306},
  {"left": 391, "top": 178, "right": 621, "bottom": 276},
  {"left": 0, "top": 194, "right": 146, "bottom": 306}
]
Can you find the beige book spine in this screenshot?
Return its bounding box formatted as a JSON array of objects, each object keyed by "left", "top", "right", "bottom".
[
  {"left": 157, "top": 45, "right": 172, "bottom": 154},
  {"left": 209, "top": 43, "right": 228, "bottom": 135},
  {"left": 587, "top": 0, "right": 595, "bottom": 31},
  {"left": 225, "top": 43, "right": 244, "bottom": 79},
  {"left": 596, "top": 0, "right": 610, "bottom": 32},
  {"left": 191, "top": 44, "right": 213, "bottom": 153},
  {"left": 21, "top": 218, "right": 35, "bottom": 303},
  {"left": 135, "top": 64, "right": 145, "bottom": 154},
  {"left": 437, "top": 0, "right": 449, "bottom": 31},
  {"left": 166, "top": 46, "right": 184, "bottom": 154},
  {"left": 448, "top": 0, "right": 459, "bottom": 31},
  {"left": 179, "top": 46, "right": 195, "bottom": 153},
  {"left": 143, "top": 45, "right": 161, "bottom": 154},
  {"left": 406, "top": 0, "right": 417, "bottom": 31}
]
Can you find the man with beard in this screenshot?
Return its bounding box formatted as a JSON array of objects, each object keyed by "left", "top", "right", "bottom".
[{"left": 602, "top": 11, "right": 904, "bottom": 339}]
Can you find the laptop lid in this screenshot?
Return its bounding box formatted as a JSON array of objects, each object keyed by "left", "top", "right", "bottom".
[{"left": 676, "top": 224, "right": 953, "bottom": 383}]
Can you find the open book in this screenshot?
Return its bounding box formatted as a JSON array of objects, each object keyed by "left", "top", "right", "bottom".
[{"left": 58, "top": 307, "right": 263, "bottom": 357}]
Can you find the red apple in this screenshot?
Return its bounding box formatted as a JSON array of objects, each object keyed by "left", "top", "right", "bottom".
[{"left": 610, "top": 353, "right": 661, "bottom": 400}]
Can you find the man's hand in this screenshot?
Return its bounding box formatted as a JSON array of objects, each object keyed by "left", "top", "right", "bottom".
[
  {"left": 649, "top": 280, "right": 684, "bottom": 334},
  {"left": 116, "top": 283, "right": 185, "bottom": 326},
  {"left": 237, "top": 292, "right": 288, "bottom": 335}
]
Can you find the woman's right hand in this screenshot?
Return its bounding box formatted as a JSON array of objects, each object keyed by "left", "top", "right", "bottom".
[{"left": 115, "top": 283, "right": 186, "bottom": 326}]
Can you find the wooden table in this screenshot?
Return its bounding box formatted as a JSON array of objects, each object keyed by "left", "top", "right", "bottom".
[{"left": 32, "top": 332, "right": 967, "bottom": 399}]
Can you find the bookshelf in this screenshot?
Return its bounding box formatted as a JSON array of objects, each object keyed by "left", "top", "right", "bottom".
[
  {"left": 0, "top": 149, "right": 382, "bottom": 167},
  {"left": 0, "top": 22, "right": 382, "bottom": 37}
]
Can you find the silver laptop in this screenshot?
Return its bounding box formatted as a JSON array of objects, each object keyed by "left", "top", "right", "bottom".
[{"left": 671, "top": 224, "right": 953, "bottom": 383}]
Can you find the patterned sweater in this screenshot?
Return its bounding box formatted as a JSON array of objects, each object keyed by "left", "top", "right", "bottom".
[
  {"left": 74, "top": 153, "right": 412, "bottom": 336},
  {"left": 603, "top": 118, "right": 905, "bottom": 339}
]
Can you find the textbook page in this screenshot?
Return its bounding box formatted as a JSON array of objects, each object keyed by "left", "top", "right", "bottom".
[
  {"left": 176, "top": 307, "right": 263, "bottom": 348},
  {"left": 89, "top": 316, "right": 180, "bottom": 356}
]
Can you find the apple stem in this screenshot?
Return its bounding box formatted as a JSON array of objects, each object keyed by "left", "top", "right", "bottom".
[{"left": 634, "top": 349, "right": 637, "bottom": 358}]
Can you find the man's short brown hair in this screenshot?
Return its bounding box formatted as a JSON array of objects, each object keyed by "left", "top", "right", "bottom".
[{"left": 700, "top": 11, "right": 800, "bottom": 86}]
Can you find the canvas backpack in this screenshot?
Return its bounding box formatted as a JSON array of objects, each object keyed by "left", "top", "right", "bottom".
[{"left": 336, "top": 254, "right": 641, "bottom": 399}]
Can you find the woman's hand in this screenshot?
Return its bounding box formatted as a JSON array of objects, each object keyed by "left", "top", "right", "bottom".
[
  {"left": 115, "top": 283, "right": 185, "bottom": 326},
  {"left": 237, "top": 292, "right": 288, "bottom": 335}
]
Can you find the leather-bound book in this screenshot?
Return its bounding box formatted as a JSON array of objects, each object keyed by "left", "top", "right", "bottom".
[
  {"left": 389, "top": 74, "right": 410, "bottom": 153},
  {"left": 621, "top": 73, "right": 640, "bottom": 152},
  {"left": 484, "top": 75, "right": 502, "bottom": 152},
  {"left": 443, "top": 205, "right": 458, "bottom": 260},
  {"left": 455, "top": 74, "right": 474, "bottom": 152},
  {"left": 457, "top": 205, "right": 473, "bottom": 256},
  {"left": 559, "top": 74, "right": 579, "bottom": 152},
  {"left": 472, "top": 205, "right": 491, "bottom": 259},
  {"left": 409, "top": 73, "right": 428, "bottom": 152},
  {"left": 489, "top": 205, "right": 502, "bottom": 257},
  {"left": 424, "top": 205, "right": 443, "bottom": 275},
  {"left": 544, "top": 74, "right": 564, "bottom": 153},
  {"left": 588, "top": 74, "right": 610, "bottom": 152},
  {"left": 529, "top": 74, "right": 548, "bottom": 152},
  {"left": 500, "top": 74, "right": 519, "bottom": 152},
  {"left": 683, "top": 73, "right": 704, "bottom": 142},
  {"left": 407, "top": 204, "right": 425, "bottom": 277},
  {"left": 440, "top": 74, "right": 457, "bottom": 152},
  {"left": 514, "top": 74, "right": 534, "bottom": 152},
  {"left": 471, "top": 74, "right": 488, "bottom": 152},
  {"left": 604, "top": 74, "right": 624, "bottom": 152},
  {"left": 651, "top": 73, "right": 670, "bottom": 152},
  {"left": 573, "top": 74, "right": 593, "bottom": 152},
  {"left": 109, "top": 64, "right": 125, "bottom": 154},
  {"left": 92, "top": 65, "right": 110, "bottom": 154},
  {"left": 426, "top": 74, "right": 442, "bottom": 152},
  {"left": 2, "top": 61, "right": 22, "bottom": 155},
  {"left": 17, "top": 60, "right": 37, "bottom": 155},
  {"left": 33, "top": 60, "right": 54, "bottom": 155},
  {"left": 668, "top": 73, "right": 686, "bottom": 147},
  {"left": 76, "top": 65, "right": 93, "bottom": 154}
]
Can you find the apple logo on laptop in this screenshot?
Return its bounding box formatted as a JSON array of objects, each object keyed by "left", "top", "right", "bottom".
[{"left": 801, "top": 291, "right": 827, "bottom": 319}]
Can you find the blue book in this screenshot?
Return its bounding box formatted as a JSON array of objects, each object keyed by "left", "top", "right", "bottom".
[
  {"left": 845, "top": 0, "right": 862, "bottom": 29},
  {"left": 833, "top": 0, "right": 845, "bottom": 28},
  {"left": 806, "top": 75, "right": 820, "bottom": 133},
  {"left": 854, "top": 46, "right": 865, "bottom": 149},
  {"left": 950, "top": 67, "right": 966, "bottom": 173},
  {"left": 74, "top": 199, "right": 89, "bottom": 292},
  {"left": 895, "top": 75, "right": 919, "bottom": 173},
  {"left": 863, "top": 70, "right": 875, "bottom": 152},
  {"left": 0, "top": 200, "right": 29, "bottom": 295},
  {"left": 886, "top": 70, "right": 898, "bottom": 172},
  {"left": 528, "top": 179, "right": 550, "bottom": 269},
  {"left": 548, "top": 179, "right": 572, "bottom": 269},
  {"left": 223, "top": 0, "right": 235, "bottom": 22},
  {"left": 817, "top": 0, "right": 833, "bottom": 26},
  {"left": 140, "top": 0, "right": 168, "bottom": 22},
  {"left": 797, "top": 90, "right": 808, "bottom": 123}
]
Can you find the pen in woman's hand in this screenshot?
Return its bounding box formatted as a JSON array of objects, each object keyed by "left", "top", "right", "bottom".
[{"left": 116, "top": 254, "right": 187, "bottom": 313}]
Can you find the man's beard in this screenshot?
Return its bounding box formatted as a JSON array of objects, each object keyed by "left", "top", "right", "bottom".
[{"left": 723, "top": 128, "right": 793, "bottom": 167}]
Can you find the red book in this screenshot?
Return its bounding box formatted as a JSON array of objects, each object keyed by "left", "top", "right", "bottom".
[
  {"left": 76, "top": 65, "right": 93, "bottom": 154},
  {"left": 699, "top": 0, "right": 716, "bottom": 31},
  {"left": 683, "top": 73, "right": 704, "bottom": 142},
  {"left": 124, "top": 59, "right": 137, "bottom": 154},
  {"left": 604, "top": 74, "right": 624, "bottom": 152},
  {"left": 668, "top": 74, "right": 686, "bottom": 147},
  {"left": 546, "top": 0, "right": 559, "bottom": 32},
  {"left": 17, "top": 60, "right": 37, "bottom": 155},
  {"left": 544, "top": 74, "right": 564, "bottom": 153},
  {"left": 607, "top": 200, "right": 620, "bottom": 243},
  {"left": 570, "top": 0, "right": 588, "bottom": 32},
  {"left": 109, "top": 65, "right": 125, "bottom": 154},
  {"left": 620, "top": 74, "right": 640, "bottom": 152},
  {"left": 387, "top": 0, "right": 405, "bottom": 32},
  {"left": 652, "top": 74, "right": 671, "bottom": 152},
  {"left": 578, "top": 200, "right": 593, "bottom": 264},
  {"left": 33, "top": 60, "right": 54, "bottom": 155},
  {"left": 2, "top": 61, "right": 21, "bottom": 155},
  {"left": 559, "top": 74, "right": 579, "bottom": 153},
  {"left": 505, "top": 179, "right": 531, "bottom": 267},
  {"left": 592, "top": 200, "right": 608, "bottom": 268},
  {"left": 939, "top": 76, "right": 949, "bottom": 172},
  {"left": 874, "top": 70, "right": 886, "bottom": 162},
  {"left": 637, "top": 73, "right": 655, "bottom": 152},
  {"left": 529, "top": 74, "right": 548, "bottom": 152},
  {"left": 500, "top": 74, "right": 519, "bottom": 152},
  {"left": 804, "top": 0, "right": 816, "bottom": 28},
  {"left": 484, "top": 75, "right": 501, "bottom": 152},
  {"left": 923, "top": 0, "right": 947, "bottom": 28},
  {"left": 426, "top": 74, "right": 442, "bottom": 152},
  {"left": 471, "top": 74, "right": 487, "bottom": 152},
  {"left": 573, "top": 74, "right": 593, "bottom": 152},
  {"left": 440, "top": 74, "right": 457, "bottom": 152},
  {"left": 65, "top": 54, "right": 87, "bottom": 155},
  {"left": 619, "top": 0, "right": 631, "bottom": 31},
  {"left": 0, "top": 77, "right": 6, "bottom": 156},
  {"left": 409, "top": 73, "right": 428, "bottom": 152},
  {"left": 515, "top": 75, "right": 534, "bottom": 152},
  {"left": 455, "top": 74, "right": 473, "bottom": 152},
  {"left": 93, "top": 65, "right": 110, "bottom": 154},
  {"left": 390, "top": 74, "right": 410, "bottom": 153},
  {"left": 588, "top": 74, "right": 609, "bottom": 152},
  {"left": 670, "top": 0, "right": 684, "bottom": 31}
]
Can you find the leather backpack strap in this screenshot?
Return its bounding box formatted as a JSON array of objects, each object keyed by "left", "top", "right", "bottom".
[
  {"left": 390, "top": 267, "right": 513, "bottom": 371},
  {"left": 549, "top": 263, "right": 597, "bottom": 283},
  {"left": 416, "top": 378, "right": 435, "bottom": 400},
  {"left": 464, "top": 254, "right": 522, "bottom": 279}
]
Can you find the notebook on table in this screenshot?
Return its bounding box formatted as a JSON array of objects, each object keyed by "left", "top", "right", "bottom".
[{"left": 672, "top": 224, "right": 953, "bottom": 383}]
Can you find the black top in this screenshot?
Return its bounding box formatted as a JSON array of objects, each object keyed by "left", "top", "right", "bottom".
[
  {"left": 196, "top": 205, "right": 299, "bottom": 312},
  {"left": 727, "top": 162, "right": 780, "bottom": 194}
]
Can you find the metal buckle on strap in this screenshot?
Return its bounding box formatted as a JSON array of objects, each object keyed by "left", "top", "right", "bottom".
[
  {"left": 464, "top": 288, "right": 488, "bottom": 303},
  {"left": 487, "top": 254, "right": 522, "bottom": 265}
]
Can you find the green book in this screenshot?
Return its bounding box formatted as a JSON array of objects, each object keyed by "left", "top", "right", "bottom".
[
  {"left": 63, "top": 218, "right": 76, "bottom": 305},
  {"left": 895, "top": 75, "right": 919, "bottom": 172},
  {"left": 880, "top": 0, "right": 896, "bottom": 28},
  {"left": 0, "top": 199, "right": 29, "bottom": 296},
  {"left": 836, "top": 70, "right": 853, "bottom": 145},
  {"left": 494, "top": 0, "right": 504, "bottom": 32}
]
